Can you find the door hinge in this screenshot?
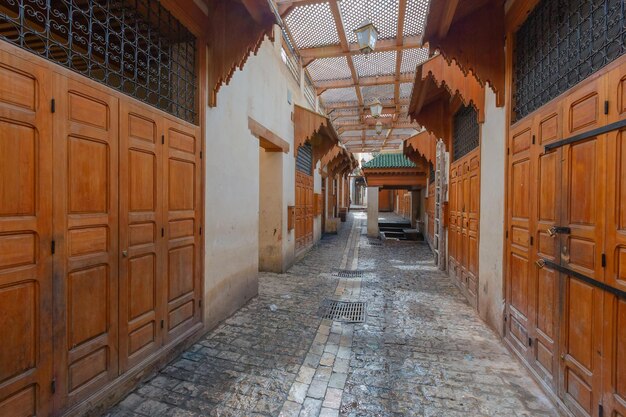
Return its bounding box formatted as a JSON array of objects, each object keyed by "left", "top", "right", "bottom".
[
  {"left": 51, "top": 240, "right": 55, "bottom": 255},
  {"left": 528, "top": 337, "right": 533, "bottom": 347},
  {"left": 599, "top": 404, "right": 604, "bottom": 417},
  {"left": 51, "top": 98, "right": 55, "bottom": 113},
  {"left": 199, "top": 226, "right": 202, "bottom": 235},
  {"left": 200, "top": 151, "right": 203, "bottom": 159},
  {"left": 51, "top": 379, "right": 56, "bottom": 394},
  {"left": 532, "top": 134, "right": 536, "bottom": 144},
  {"left": 530, "top": 236, "right": 534, "bottom": 246},
  {"left": 161, "top": 134, "right": 165, "bottom": 144},
  {"left": 161, "top": 228, "right": 164, "bottom": 237},
  {"left": 604, "top": 101, "right": 609, "bottom": 115},
  {"left": 198, "top": 299, "right": 202, "bottom": 308},
  {"left": 601, "top": 253, "right": 606, "bottom": 268},
  {"left": 505, "top": 230, "right": 508, "bottom": 239},
  {"left": 160, "top": 320, "right": 164, "bottom": 329},
  {"left": 507, "top": 147, "right": 510, "bottom": 155}
]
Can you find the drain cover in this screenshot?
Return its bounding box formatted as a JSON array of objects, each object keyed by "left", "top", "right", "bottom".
[
  {"left": 332, "top": 269, "right": 364, "bottom": 278},
  {"left": 320, "top": 300, "right": 366, "bottom": 323},
  {"left": 367, "top": 240, "right": 383, "bottom": 246}
]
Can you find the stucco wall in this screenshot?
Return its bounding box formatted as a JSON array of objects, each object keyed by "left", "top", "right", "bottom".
[
  {"left": 478, "top": 87, "right": 506, "bottom": 335},
  {"left": 203, "top": 28, "right": 321, "bottom": 329}
]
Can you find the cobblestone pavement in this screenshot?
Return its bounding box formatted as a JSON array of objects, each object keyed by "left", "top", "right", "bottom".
[{"left": 105, "top": 212, "right": 558, "bottom": 417}]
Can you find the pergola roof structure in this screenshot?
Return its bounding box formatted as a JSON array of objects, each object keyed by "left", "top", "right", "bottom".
[{"left": 279, "top": 0, "right": 431, "bottom": 152}]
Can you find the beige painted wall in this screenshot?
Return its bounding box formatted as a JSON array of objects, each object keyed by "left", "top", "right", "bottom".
[
  {"left": 478, "top": 87, "right": 506, "bottom": 335},
  {"left": 203, "top": 27, "right": 322, "bottom": 329}
]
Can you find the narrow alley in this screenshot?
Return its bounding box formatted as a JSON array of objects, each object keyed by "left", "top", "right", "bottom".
[{"left": 105, "top": 212, "right": 556, "bottom": 417}]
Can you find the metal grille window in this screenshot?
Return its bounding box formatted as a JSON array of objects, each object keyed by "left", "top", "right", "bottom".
[
  {"left": 296, "top": 143, "right": 313, "bottom": 174},
  {"left": 304, "top": 74, "right": 317, "bottom": 110},
  {"left": 513, "top": 0, "right": 626, "bottom": 122},
  {"left": 0, "top": 0, "right": 198, "bottom": 123},
  {"left": 452, "top": 104, "right": 479, "bottom": 161},
  {"left": 429, "top": 162, "right": 435, "bottom": 184}
]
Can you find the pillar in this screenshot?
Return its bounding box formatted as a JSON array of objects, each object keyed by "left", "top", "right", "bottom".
[{"left": 367, "top": 186, "right": 379, "bottom": 237}]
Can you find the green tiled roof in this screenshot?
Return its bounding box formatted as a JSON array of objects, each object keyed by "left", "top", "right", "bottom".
[{"left": 362, "top": 153, "right": 416, "bottom": 169}]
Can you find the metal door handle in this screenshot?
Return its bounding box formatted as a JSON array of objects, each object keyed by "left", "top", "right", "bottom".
[
  {"left": 547, "top": 226, "right": 557, "bottom": 237},
  {"left": 122, "top": 250, "right": 128, "bottom": 257},
  {"left": 535, "top": 259, "right": 545, "bottom": 268}
]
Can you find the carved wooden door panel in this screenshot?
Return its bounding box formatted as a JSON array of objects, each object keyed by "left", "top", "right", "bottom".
[
  {"left": 557, "top": 77, "right": 607, "bottom": 417},
  {"left": 0, "top": 50, "right": 53, "bottom": 417},
  {"left": 466, "top": 151, "right": 480, "bottom": 301},
  {"left": 52, "top": 74, "right": 119, "bottom": 410},
  {"left": 448, "top": 165, "right": 460, "bottom": 281},
  {"left": 529, "top": 104, "right": 562, "bottom": 392},
  {"left": 506, "top": 119, "right": 534, "bottom": 358},
  {"left": 119, "top": 101, "right": 165, "bottom": 372},
  {"left": 305, "top": 175, "right": 313, "bottom": 247},
  {"left": 163, "top": 118, "right": 202, "bottom": 344},
  {"left": 601, "top": 60, "right": 626, "bottom": 417}
]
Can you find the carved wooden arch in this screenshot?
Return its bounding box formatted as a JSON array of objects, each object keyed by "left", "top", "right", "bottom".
[
  {"left": 423, "top": 0, "right": 505, "bottom": 106},
  {"left": 404, "top": 131, "right": 437, "bottom": 166},
  {"left": 294, "top": 105, "right": 339, "bottom": 165},
  {"left": 422, "top": 55, "right": 485, "bottom": 123},
  {"left": 208, "top": 0, "right": 276, "bottom": 106}
]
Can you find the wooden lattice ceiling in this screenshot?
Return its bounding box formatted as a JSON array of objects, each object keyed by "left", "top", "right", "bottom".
[{"left": 279, "top": 0, "right": 431, "bottom": 152}]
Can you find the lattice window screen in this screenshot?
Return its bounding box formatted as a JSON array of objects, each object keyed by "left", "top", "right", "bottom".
[
  {"left": 452, "top": 105, "right": 479, "bottom": 161},
  {"left": 513, "top": 0, "right": 626, "bottom": 121}
]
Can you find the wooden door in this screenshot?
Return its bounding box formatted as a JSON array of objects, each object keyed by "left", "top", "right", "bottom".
[
  {"left": 119, "top": 101, "right": 165, "bottom": 372},
  {"left": 557, "top": 77, "right": 606, "bottom": 417},
  {"left": 448, "top": 165, "right": 460, "bottom": 280},
  {"left": 52, "top": 74, "right": 119, "bottom": 410},
  {"left": 466, "top": 151, "right": 480, "bottom": 299},
  {"left": 163, "top": 118, "right": 203, "bottom": 343},
  {"left": 506, "top": 120, "right": 534, "bottom": 358},
  {"left": 0, "top": 49, "right": 54, "bottom": 417},
  {"left": 295, "top": 171, "right": 313, "bottom": 251},
  {"left": 529, "top": 104, "right": 562, "bottom": 392},
  {"left": 600, "top": 60, "right": 626, "bottom": 417}
]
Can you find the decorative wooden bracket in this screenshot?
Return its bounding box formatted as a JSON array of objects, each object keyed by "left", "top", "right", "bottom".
[{"left": 423, "top": 0, "right": 505, "bottom": 106}]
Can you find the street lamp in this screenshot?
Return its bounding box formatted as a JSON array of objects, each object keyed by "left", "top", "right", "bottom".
[
  {"left": 369, "top": 98, "right": 383, "bottom": 118},
  {"left": 375, "top": 121, "right": 383, "bottom": 135},
  {"left": 354, "top": 20, "right": 379, "bottom": 54}
]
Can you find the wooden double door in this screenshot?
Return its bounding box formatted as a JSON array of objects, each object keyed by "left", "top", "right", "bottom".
[
  {"left": 505, "top": 59, "right": 626, "bottom": 417},
  {"left": 295, "top": 171, "right": 313, "bottom": 252},
  {"left": 448, "top": 149, "right": 481, "bottom": 307},
  {"left": 0, "top": 46, "right": 202, "bottom": 416}
]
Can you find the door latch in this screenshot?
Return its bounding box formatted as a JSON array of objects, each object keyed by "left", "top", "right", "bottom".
[
  {"left": 535, "top": 259, "right": 545, "bottom": 268},
  {"left": 547, "top": 226, "right": 571, "bottom": 237}
]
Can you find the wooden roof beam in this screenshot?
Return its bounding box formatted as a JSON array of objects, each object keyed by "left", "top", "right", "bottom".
[
  {"left": 300, "top": 36, "right": 422, "bottom": 63},
  {"left": 316, "top": 73, "right": 413, "bottom": 90}
]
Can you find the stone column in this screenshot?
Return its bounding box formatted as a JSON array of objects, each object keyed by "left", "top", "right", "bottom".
[{"left": 367, "top": 186, "right": 379, "bottom": 237}]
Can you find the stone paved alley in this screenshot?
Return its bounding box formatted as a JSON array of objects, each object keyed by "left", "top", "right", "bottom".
[{"left": 105, "top": 212, "right": 558, "bottom": 417}]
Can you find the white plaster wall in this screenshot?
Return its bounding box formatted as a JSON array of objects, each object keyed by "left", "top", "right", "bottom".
[
  {"left": 478, "top": 87, "right": 506, "bottom": 335},
  {"left": 203, "top": 27, "right": 320, "bottom": 328}
]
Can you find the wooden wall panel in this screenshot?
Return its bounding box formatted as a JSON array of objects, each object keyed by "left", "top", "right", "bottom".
[
  {"left": 449, "top": 148, "right": 480, "bottom": 307},
  {"left": 163, "top": 119, "right": 202, "bottom": 343},
  {"left": 119, "top": 102, "right": 164, "bottom": 372},
  {"left": 52, "top": 75, "right": 119, "bottom": 411},
  {"left": 0, "top": 49, "right": 53, "bottom": 417}
]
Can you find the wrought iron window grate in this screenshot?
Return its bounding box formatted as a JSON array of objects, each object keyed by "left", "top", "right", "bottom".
[
  {"left": 0, "top": 0, "right": 198, "bottom": 123},
  {"left": 452, "top": 104, "right": 479, "bottom": 161},
  {"left": 429, "top": 162, "right": 435, "bottom": 184},
  {"left": 513, "top": 0, "right": 626, "bottom": 121},
  {"left": 296, "top": 142, "right": 313, "bottom": 174},
  {"left": 319, "top": 299, "right": 366, "bottom": 323},
  {"left": 332, "top": 269, "right": 364, "bottom": 278}
]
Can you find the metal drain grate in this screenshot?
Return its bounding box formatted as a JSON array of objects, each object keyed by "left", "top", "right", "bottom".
[
  {"left": 320, "top": 300, "right": 366, "bottom": 323},
  {"left": 367, "top": 240, "right": 383, "bottom": 247},
  {"left": 332, "top": 269, "right": 364, "bottom": 278}
]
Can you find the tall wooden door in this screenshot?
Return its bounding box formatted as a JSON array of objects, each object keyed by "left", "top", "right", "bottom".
[
  {"left": 119, "top": 102, "right": 165, "bottom": 372},
  {"left": 163, "top": 119, "right": 203, "bottom": 343},
  {"left": 0, "top": 49, "right": 54, "bottom": 417},
  {"left": 295, "top": 171, "right": 313, "bottom": 251},
  {"left": 449, "top": 148, "right": 480, "bottom": 307},
  {"left": 556, "top": 79, "right": 606, "bottom": 417},
  {"left": 52, "top": 74, "right": 120, "bottom": 410},
  {"left": 603, "top": 59, "right": 626, "bottom": 417}
]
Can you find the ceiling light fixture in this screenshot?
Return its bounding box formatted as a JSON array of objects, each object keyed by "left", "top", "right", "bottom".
[
  {"left": 370, "top": 98, "right": 383, "bottom": 118},
  {"left": 354, "top": 20, "right": 379, "bottom": 54}
]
